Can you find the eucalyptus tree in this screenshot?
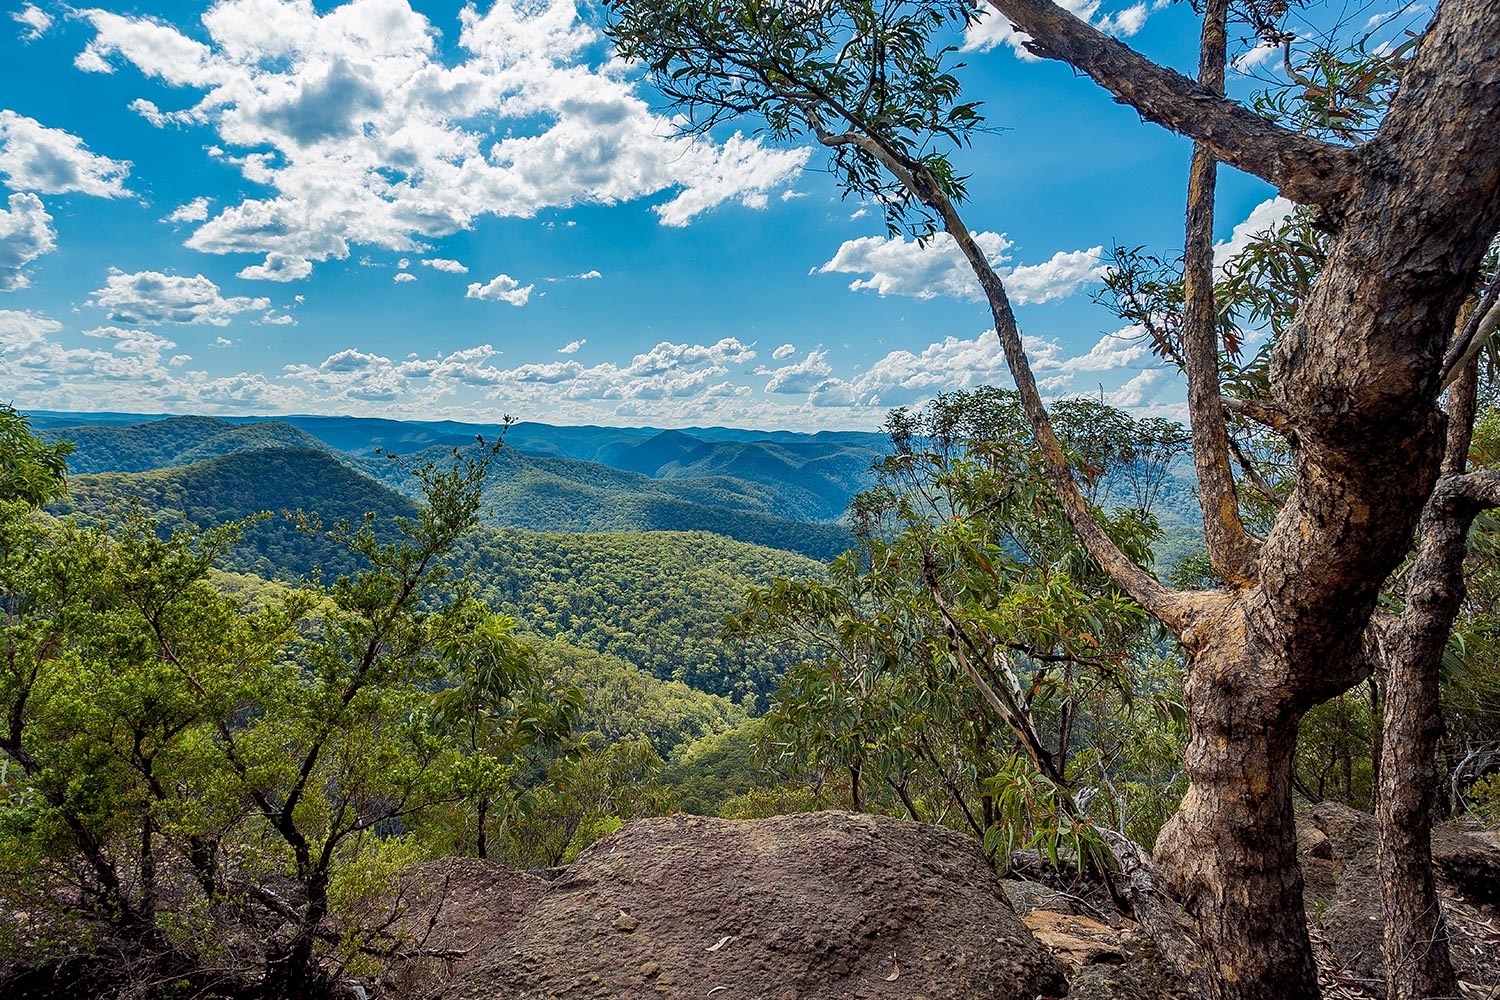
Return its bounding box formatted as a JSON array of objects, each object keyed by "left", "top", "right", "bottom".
[
  {"left": 732, "top": 388, "right": 1177, "bottom": 885},
  {"left": 606, "top": 0, "right": 1500, "bottom": 996}
]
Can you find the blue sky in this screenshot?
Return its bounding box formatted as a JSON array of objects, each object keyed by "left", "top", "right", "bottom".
[{"left": 0, "top": 0, "right": 1294, "bottom": 431}]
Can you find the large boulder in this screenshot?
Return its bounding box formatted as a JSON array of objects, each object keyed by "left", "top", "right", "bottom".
[{"left": 436, "top": 811, "right": 1068, "bottom": 1000}]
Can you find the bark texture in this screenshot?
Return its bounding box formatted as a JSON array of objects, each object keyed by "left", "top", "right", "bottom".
[{"left": 1376, "top": 361, "right": 1478, "bottom": 1000}]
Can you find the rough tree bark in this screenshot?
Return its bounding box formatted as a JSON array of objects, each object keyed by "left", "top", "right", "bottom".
[{"left": 1375, "top": 363, "right": 1472, "bottom": 1000}]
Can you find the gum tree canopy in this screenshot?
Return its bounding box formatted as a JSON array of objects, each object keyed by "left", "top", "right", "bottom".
[{"left": 605, "top": 0, "right": 1500, "bottom": 997}]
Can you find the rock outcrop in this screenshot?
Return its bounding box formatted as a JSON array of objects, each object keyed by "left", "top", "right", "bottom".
[{"left": 434, "top": 811, "right": 1067, "bottom": 1000}]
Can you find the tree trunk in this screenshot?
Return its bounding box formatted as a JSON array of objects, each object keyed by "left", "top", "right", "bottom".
[
  {"left": 1378, "top": 512, "right": 1463, "bottom": 1000},
  {"left": 1375, "top": 360, "right": 1479, "bottom": 1000},
  {"left": 1155, "top": 611, "right": 1318, "bottom": 1000}
]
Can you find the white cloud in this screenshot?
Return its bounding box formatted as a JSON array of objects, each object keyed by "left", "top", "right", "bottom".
[
  {"left": 0, "top": 308, "right": 305, "bottom": 413},
  {"left": 166, "top": 197, "right": 212, "bottom": 223},
  {"left": 572, "top": 269, "right": 601, "bottom": 280},
  {"left": 1214, "top": 197, "right": 1296, "bottom": 269},
  {"left": 393, "top": 271, "right": 417, "bottom": 283},
  {"left": 422, "top": 257, "right": 468, "bottom": 274},
  {"left": 558, "top": 338, "right": 585, "bottom": 353},
  {"left": 213, "top": 336, "right": 233, "bottom": 347},
  {"left": 804, "top": 330, "right": 1019, "bottom": 408},
  {"left": 0, "top": 308, "right": 62, "bottom": 353},
  {"left": 13, "top": 4, "right": 52, "bottom": 41},
  {"left": 819, "top": 232, "right": 1011, "bottom": 301},
  {"left": 0, "top": 193, "right": 56, "bottom": 291},
  {"left": 1104, "top": 368, "right": 1173, "bottom": 408},
  {"left": 73, "top": 0, "right": 808, "bottom": 276},
  {"left": 1061, "top": 327, "right": 1150, "bottom": 372},
  {"left": 0, "top": 110, "right": 130, "bottom": 197},
  {"left": 83, "top": 325, "right": 178, "bottom": 361},
  {"left": 88, "top": 268, "right": 271, "bottom": 325},
  {"left": 758, "top": 349, "right": 834, "bottom": 394},
  {"left": 238, "top": 252, "right": 314, "bottom": 282},
  {"left": 818, "top": 232, "right": 1104, "bottom": 304},
  {"left": 965, "top": 0, "right": 1151, "bottom": 58},
  {"left": 772, "top": 343, "right": 796, "bottom": 360},
  {"left": 510, "top": 359, "right": 584, "bottom": 383},
  {"left": 282, "top": 334, "right": 761, "bottom": 410},
  {"left": 1006, "top": 246, "right": 1107, "bottom": 304},
  {"left": 466, "top": 273, "right": 532, "bottom": 306}
]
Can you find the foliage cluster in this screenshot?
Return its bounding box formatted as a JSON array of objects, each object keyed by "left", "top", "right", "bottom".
[
  {"left": 0, "top": 436, "right": 588, "bottom": 995},
  {"left": 725, "top": 388, "right": 1193, "bottom": 863}
]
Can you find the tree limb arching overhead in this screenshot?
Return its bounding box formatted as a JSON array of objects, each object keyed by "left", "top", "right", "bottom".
[{"left": 981, "top": 0, "right": 1359, "bottom": 207}]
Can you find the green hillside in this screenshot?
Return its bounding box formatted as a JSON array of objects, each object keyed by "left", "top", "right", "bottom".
[
  {"left": 49, "top": 449, "right": 822, "bottom": 701},
  {"left": 53, "top": 447, "right": 418, "bottom": 580},
  {"left": 460, "top": 527, "right": 824, "bottom": 700},
  {"left": 362, "top": 444, "right": 855, "bottom": 561},
  {"left": 660, "top": 438, "right": 877, "bottom": 521},
  {"left": 49, "top": 416, "right": 332, "bottom": 474}
]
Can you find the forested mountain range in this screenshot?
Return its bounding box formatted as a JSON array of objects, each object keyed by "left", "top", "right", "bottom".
[
  {"left": 49, "top": 443, "right": 825, "bottom": 702},
  {"left": 38, "top": 409, "right": 1202, "bottom": 704},
  {"left": 38, "top": 413, "right": 867, "bottom": 556}
]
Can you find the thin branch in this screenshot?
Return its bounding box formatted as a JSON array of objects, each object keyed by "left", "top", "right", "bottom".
[
  {"left": 1227, "top": 436, "right": 1282, "bottom": 511},
  {"left": 1440, "top": 270, "right": 1500, "bottom": 388}
]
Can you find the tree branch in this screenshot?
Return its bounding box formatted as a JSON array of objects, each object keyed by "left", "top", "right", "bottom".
[
  {"left": 1180, "top": 0, "right": 1259, "bottom": 587},
  {"left": 1440, "top": 269, "right": 1500, "bottom": 388},
  {"left": 980, "top": 0, "right": 1357, "bottom": 207},
  {"left": 1222, "top": 397, "right": 1297, "bottom": 439}
]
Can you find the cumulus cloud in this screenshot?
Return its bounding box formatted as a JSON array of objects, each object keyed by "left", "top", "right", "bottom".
[
  {"left": 772, "top": 343, "right": 796, "bottom": 360},
  {"left": 1214, "top": 197, "right": 1296, "bottom": 269},
  {"left": 83, "top": 325, "right": 178, "bottom": 361},
  {"left": 393, "top": 271, "right": 417, "bottom": 283},
  {"left": 466, "top": 273, "right": 532, "bottom": 306},
  {"left": 166, "top": 197, "right": 211, "bottom": 223},
  {"left": 758, "top": 349, "right": 834, "bottom": 394},
  {"left": 0, "top": 110, "right": 130, "bottom": 197},
  {"left": 965, "top": 0, "right": 1150, "bottom": 58},
  {"left": 0, "top": 307, "right": 306, "bottom": 413},
  {"left": 278, "top": 334, "right": 759, "bottom": 414},
  {"left": 1105, "top": 368, "right": 1174, "bottom": 409},
  {"left": 1006, "top": 247, "right": 1109, "bottom": 304},
  {"left": 238, "top": 252, "right": 314, "bottom": 282},
  {"left": 0, "top": 193, "right": 56, "bottom": 291},
  {"left": 558, "top": 338, "right": 585, "bottom": 354},
  {"left": 422, "top": 257, "right": 468, "bottom": 274},
  {"left": 819, "top": 232, "right": 1104, "bottom": 304},
  {"left": 801, "top": 330, "right": 1022, "bottom": 409},
  {"left": 1061, "top": 327, "right": 1151, "bottom": 372},
  {"left": 72, "top": 0, "right": 808, "bottom": 277},
  {"left": 572, "top": 269, "right": 602, "bottom": 280},
  {"left": 13, "top": 4, "right": 51, "bottom": 41},
  {"left": 88, "top": 268, "right": 271, "bottom": 325}
]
